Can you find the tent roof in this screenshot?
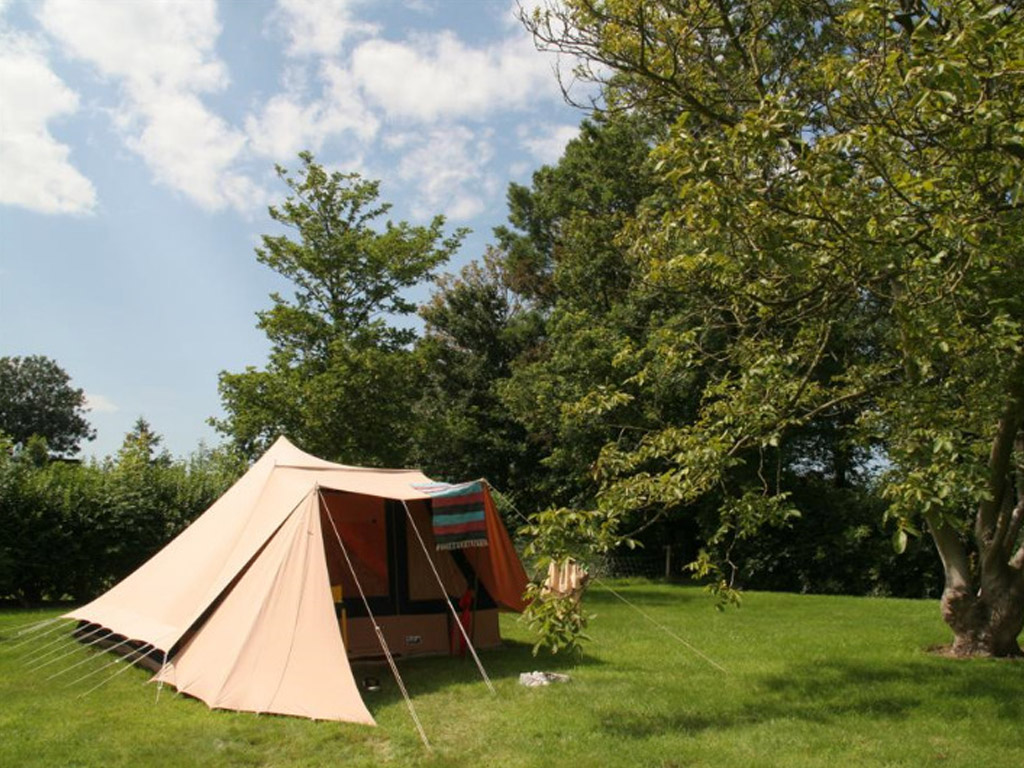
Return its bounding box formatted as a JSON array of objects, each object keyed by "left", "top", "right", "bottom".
[{"left": 63, "top": 438, "right": 463, "bottom": 650}]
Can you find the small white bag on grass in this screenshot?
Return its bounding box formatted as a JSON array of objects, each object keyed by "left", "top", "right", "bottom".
[{"left": 518, "top": 671, "right": 571, "bottom": 687}]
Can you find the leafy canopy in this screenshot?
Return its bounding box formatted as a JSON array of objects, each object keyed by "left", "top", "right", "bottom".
[
  {"left": 521, "top": 0, "right": 1024, "bottom": 647},
  {"left": 215, "top": 153, "right": 465, "bottom": 464},
  {"left": 0, "top": 355, "right": 94, "bottom": 456}
]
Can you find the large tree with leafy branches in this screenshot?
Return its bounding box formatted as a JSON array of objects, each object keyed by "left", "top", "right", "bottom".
[
  {"left": 522, "top": 0, "right": 1024, "bottom": 656},
  {"left": 214, "top": 153, "right": 465, "bottom": 466},
  {"left": 412, "top": 251, "right": 545, "bottom": 500},
  {"left": 496, "top": 114, "right": 667, "bottom": 509},
  {"left": 0, "top": 355, "right": 94, "bottom": 456}
]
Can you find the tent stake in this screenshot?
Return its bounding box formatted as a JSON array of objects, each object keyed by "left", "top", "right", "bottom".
[
  {"left": 319, "top": 488, "right": 432, "bottom": 751},
  {"left": 401, "top": 500, "right": 495, "bottom": 694}
]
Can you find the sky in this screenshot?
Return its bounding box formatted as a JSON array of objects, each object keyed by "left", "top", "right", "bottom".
[{"left": 0, "top": 0, "right": 586, "bottom": 460}]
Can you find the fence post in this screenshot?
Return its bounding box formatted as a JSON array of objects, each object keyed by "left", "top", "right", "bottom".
[{"left": 664, "top": 546, "right": 671, "bottom": 579}]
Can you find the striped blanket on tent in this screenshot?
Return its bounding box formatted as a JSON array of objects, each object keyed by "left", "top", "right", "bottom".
[{"left": 413, "top": 480, "right": 489, "bottom": 550}]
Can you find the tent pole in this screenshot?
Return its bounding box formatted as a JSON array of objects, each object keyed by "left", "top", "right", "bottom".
[
  {"left": 401, "top": 500, "right": 495, "bottom": 695},
  {"left": 471, "top": 572, "right": 478, "bottom": 647},
  {"left": 154, "top": 658, "right": 170, "bottom": 703},
  {"left": 340, "top": 600, "right": 349, "bottom": 651},
  {"left": 318, "top": 488, "right": 431, "bottom": 751}
]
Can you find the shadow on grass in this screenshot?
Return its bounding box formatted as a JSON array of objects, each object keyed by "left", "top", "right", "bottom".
[
  {"left": 352, "top": 638, "right": 603, "bottom": 711},
  {"left": 597, "top": 655, "right": 1024, "bottom": 740}
]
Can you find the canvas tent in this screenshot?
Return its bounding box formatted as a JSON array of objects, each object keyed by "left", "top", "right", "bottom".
[{"left": 62, "top": 437, "right": 528, "bottom": 724}]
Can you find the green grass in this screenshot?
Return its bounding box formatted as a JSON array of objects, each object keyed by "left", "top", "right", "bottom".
[{"left": 1, "top": 583, "right": 1021, "bottom": 767}]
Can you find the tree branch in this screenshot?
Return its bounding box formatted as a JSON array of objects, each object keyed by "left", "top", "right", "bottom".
[
  {"left": 978, "top": 352, "right": 1024, "bottom": 553},
  {"left": 1003, "top": 499, "right": 1024, "bottom": 562},
  {"left": 927, "top": 513, "right": 973, "bottom": 593},
  {"left": 1011, "top": 540, "right": 1024, "bottom": 572}
]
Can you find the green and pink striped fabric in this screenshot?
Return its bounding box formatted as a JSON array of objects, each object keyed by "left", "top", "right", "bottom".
[{"left": 414, "top": 481, "right": 489, "bottom": 550}]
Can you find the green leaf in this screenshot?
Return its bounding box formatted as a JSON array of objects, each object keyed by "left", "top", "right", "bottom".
[{"left": 893, "top": 529, "right": 908, "bottom": 555}]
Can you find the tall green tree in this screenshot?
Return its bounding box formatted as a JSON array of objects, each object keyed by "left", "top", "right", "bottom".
[
  {"left": 495, "top": 114, "right": 665, "bottom": 508},
  {"left": 413, "top": 251, "right": 545, "bottom": 500},
  {"left": 214, "top": 152, "right": 465, "bottom": 465},
  {"left": 524, "top": 0, "right": 1024, "bottom": 655},
  {"left": 0, "top": 355, "right": 94, "bottom": 456}
]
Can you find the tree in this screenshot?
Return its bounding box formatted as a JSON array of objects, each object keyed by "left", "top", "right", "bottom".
[
  {"left": 524, "top": 1, "right": 1024, "bottom": 655},
  {"left": 494, "top": 114, "right": 667, "bottom": 508},
  {"left": 214, "top": 152, "right": 465, "bottom": 465},
  {"left": 117, "top": 417, "right": 170, "bottom": 467},
  {"left": 0, "top": 355, "right": 94, "bottom": 456},
  {"left": 413, "top": 251, "right": 545, "bottom": 501}
]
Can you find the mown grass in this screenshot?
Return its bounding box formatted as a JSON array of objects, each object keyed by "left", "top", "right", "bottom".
[{"left": 1, "top": 583, "right": 1021, "bottom": 767}]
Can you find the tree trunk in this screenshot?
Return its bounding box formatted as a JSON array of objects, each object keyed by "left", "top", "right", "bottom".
[
  {"left": 941, "top": 576, "right": 1024, "bottom": 657},
  {"left": 928, "top": 512, "right": 1024, "bottom": 658},
  {"left": 934, "top": 357, "right": 1024, "bottom": 657}
]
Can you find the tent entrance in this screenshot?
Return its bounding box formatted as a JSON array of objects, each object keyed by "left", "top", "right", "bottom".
[{"left": 318, "top": 490, "right": 500, "bottom": 658}]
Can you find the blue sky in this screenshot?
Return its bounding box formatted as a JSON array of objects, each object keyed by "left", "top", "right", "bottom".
[{"left": 0, "top": 0, "right": 585, "bottom": 459}]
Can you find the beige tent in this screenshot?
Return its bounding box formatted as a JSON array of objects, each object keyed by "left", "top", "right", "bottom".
[{"left": 63, "top": 437, "right": 528, "bottom": 724}]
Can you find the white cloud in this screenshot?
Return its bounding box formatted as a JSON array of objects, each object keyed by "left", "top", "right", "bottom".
[
  {"left": 395, "top": 126, "right": 496, "bottom": 221},
  {"left": 85, "top": 393, "right": 118, "bottom": 414},
  {"left": 245, "top": 94, "right": 323, "bottom": 160},
  {"left": 350, "top": 30, "right": 560, "bottom": 123},
  {"left": 38, "top": 0, "right": 262, "bottom": 213},
  {"left": 501, "top": 0, "right": 542, "bottom": 29},
  {"left": 519, "top": 122, "right": 577, "bottom": 164},
  {"left": 23, "top": 0, "right": 572, "bottom": 221},
  {"left": 0, "top": 31, "right": 97, "bottom": 214},
  {"left": 274, "top": 0, "right": 378, "bottom": 58},
  {"left": 125, "top": 90, "right": 261, "bottom": 211},
  {"left": 39, "top": 0, "right": 227, "bottom": 92},
  {"left": 249, "top": 9, "right": 570, "bottom": 222},
  {"left": 245, "top": 62, "right": 378, "bottom": 160}
]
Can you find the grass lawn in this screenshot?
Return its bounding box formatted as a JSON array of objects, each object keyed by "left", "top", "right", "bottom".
[{"left": 1, "top": 582, "right": 1021, "bottom": 767}]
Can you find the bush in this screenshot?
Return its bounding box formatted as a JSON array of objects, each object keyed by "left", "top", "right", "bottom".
[
  {"left": 730, "top": 477, "right": 943, "bottom": 598},
  {"left": 0, "top": 437, "right": 244, "bottom": 603}
]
